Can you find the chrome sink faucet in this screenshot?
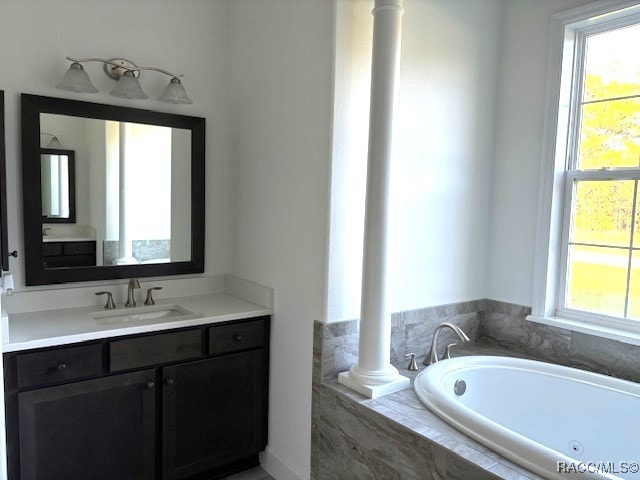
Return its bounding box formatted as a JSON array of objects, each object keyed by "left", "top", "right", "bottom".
[
  {"left": 125, "top": 278, "right": 141, "bottom": 307},
  {"left": 424, "top": 322, "right": 471, "bottom": 366}
]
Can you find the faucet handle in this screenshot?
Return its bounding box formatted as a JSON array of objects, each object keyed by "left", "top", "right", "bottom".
[
  {"left": 404, "top": 353, "right": 419, "bottom": 371},
  {"left": 144, "top": 287, "right": 163, "bottom": 306},
  {"left": 95, "top": 291, "right": 116, "bottom": 309},
  {"left": 445, "top": 343, "right": 458, "bottom": 359}
]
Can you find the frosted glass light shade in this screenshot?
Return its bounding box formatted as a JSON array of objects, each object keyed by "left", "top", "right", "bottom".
[
  {"left": 56, "top": 63, "right": 99, "bottom": 93},
  {"left": 158, "top": 78, "right": 193, "bottom": 104},
  {"left": 110, "top": 71, "right": 148, "bottom": 99},
  {"left": 46, "top": 136, "right": 64, "bottom": 149}
]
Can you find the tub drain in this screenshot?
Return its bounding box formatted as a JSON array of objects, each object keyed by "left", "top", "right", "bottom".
[
  {"left": 568, "top": 440, "right": 584, "bottom": 455},
  {"left": 454, "top": 379, "right": 466, "bottom": 396}
]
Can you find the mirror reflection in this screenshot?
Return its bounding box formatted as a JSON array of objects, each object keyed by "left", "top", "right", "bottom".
[
  {"left": 40, "top": 113, "right": 192, "bottom": 268},
  {"left": 0, "top": 91, "right": 7, "bottom": 272},
  {"left": 41, "top": 148, "right": 75, "bottom": 223}
]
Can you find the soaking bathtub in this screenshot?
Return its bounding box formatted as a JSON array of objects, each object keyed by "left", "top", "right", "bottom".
[{"left": 414, "top": 356, "right": 640, "bottom": 480}]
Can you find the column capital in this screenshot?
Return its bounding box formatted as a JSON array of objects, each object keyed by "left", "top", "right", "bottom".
[{"left": 372, "top": 0, "right": 404, "bottom": 15}]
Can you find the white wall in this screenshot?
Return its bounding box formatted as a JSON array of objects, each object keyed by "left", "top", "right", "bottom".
[
  {"left": 0, "top": 0, "right": 231, "bottom": 291},
  {"left": 227, "top": 2, "right": 334, "bottom": 478},
  {"left": 327, "top": 0, "right": 505, "bottom": 322},
  {"left": 487, "top": 0, "right": 599, "bottom": 305},
  {"left": 326, "top": 0, "right": 372, "bottom": 323}
]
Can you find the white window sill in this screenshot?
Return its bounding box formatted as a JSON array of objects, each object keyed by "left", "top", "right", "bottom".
[{"left": 526, "top": 314, "right": 640, "bottom": 347}]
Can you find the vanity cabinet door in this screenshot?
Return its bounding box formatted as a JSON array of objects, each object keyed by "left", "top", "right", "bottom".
[
  {"left": 17, "top": 370, "right": 156, "bottom": 480},
  {"left": 161, "top": 350, "right": 263, "bottom": 480}
]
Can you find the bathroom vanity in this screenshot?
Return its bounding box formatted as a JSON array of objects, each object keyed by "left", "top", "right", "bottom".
[
  {"left": 41, "top": 240, "right": 97, "bottom": 268},
  {"left": 2, "top": 293, "right": 271, "bottom": 480},
  {"left": 6, "top": 93, "right": 272, "bottom": 479}
]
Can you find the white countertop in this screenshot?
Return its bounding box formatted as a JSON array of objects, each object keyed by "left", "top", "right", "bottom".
[
  {"left": 3, "top": 293, "right": 272, "bottom": 353},
  {"left": 42, "top": 237, "right": 96, "bottom": 243}
]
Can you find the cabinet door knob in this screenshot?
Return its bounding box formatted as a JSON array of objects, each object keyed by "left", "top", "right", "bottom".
[
  {"left": 57, "top": 363, "right": 67, "bottom": 372},
  {"left": 146, "top": 381, "right": 155, "bottom": 389},
  {"left": 233, "top": 334, "right": 243, "bottom": 342},
  {"left": 165, "top": 378, "right": 174, "bottom": 385}
]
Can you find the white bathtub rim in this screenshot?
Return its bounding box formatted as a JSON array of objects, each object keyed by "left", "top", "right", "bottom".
[
  {"left": 420, "top": 356, "right": 640, "bottom": 397},
  {"left": 414, "top": 356, "right": 633, "bottom": 480}
]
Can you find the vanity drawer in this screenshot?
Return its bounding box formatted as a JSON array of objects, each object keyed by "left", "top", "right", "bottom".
[
  {"left": 209, "top": 320, "right": 264, "bottom": 355},
  {"left": 43, "top": 254, "right": 95, "bottom": 268},
  {"left": 16, "top": 344, "right": 103, "bottom": 389},
  {"left": 41, "top": 242, "right": 62, "bottom": 256},
  {"left": 63, "top": 241, "right": 95, "bottom": 255},
  {"left": 109, "top": 329, "right": 202, "bottom": 372}
]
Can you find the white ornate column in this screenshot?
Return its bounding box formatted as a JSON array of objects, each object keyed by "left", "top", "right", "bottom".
[
  {"left": 116, "top": 123, "right": 137, "bottom": 265},
  {"left": 338, "top": 0, "right": 409, "bottom": 398}
]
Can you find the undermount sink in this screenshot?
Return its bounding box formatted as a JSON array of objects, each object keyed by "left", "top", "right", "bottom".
[{"left": 91, "top": 304, "right": 200, "bottom": 326}]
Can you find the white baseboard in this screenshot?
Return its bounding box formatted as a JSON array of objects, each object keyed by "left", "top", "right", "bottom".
[{"left": 260, "top": 448, "right": 306, "bottom": 480}]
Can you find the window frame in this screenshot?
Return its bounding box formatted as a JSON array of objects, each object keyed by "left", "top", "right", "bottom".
[{"left": 531, "top": 0, "right": 640, "bottom": 341}]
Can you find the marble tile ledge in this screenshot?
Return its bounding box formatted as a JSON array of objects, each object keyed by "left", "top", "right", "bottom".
[{"left": 323, "top": 346, "right": 543, "bottom": 480}]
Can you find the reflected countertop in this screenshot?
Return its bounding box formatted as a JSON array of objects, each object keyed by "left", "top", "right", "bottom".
[{"left": 42, "top": 236, "right": 96, "bottom": 243}]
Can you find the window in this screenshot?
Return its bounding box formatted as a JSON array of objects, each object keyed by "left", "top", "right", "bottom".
[{"left": 532, "top": 1, "right": 640, "bottom": 337}]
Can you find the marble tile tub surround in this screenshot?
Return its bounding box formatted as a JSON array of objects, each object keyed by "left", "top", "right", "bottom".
[
  {"left": 318, "top": 299, "right": 485, "bottom": 383},
  {"left": 312, "top": 299, "right": 640, "bottom": 480},
  {"left": 483, "top": 299, "right": 640, "bottom": 384},
  {"left": 319, "top": 297, "right": 640, "bottom": 384},
  {"left": 311, "top": 380, "right": 536, "bottom": 480},
  {"left": 103, "top": 239, "right": 171, "bottom": 265},
  {"left": 312, "top": 322, "right": 541, "bottom": 480}
]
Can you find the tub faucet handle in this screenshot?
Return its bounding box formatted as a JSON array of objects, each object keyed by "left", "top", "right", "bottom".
[
  {"left": 405, "top": 353, "right": 419, "bottom": 371},
  {"left": 445, "top": 343, "right": 458, "bottom": 359},
  {"left": 95, "top": 291, "right": 116, "bottom": 309}
]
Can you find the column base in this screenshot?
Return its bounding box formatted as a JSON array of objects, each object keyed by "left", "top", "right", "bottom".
[
  {"left": 116, "top": 256, "right": 138, "bottom": 265},
  {"left": 338, "top": 370, "right": 410, "bottom": 399}
]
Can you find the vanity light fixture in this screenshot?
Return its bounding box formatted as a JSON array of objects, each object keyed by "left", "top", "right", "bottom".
[
  {"left": 57, "top": 56, "right": 193, "bottom": 104},
  {"left": 40, "top": 132, "right": 64, "bottom": 149}
]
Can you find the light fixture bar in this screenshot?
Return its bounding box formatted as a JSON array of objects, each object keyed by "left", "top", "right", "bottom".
[
  {"left": 65, "top": 56, "right": 184, "bottom": 79},
  {"left": 58, "top": 55, "right": 192, "bottom": 104}
]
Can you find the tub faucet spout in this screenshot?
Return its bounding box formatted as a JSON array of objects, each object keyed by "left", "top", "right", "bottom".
[{"left": 424, "top": 322, "right": 470, "bottom": 366}]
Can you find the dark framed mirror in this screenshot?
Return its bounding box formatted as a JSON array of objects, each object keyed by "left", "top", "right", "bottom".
[
  {"left": 0, "top": 91, "right": 8, "bottom": 272},
  {"left": 41, "top": 148, "right": 76, "bottom": 224},
  {"left": 22, "top": 94, "right": 205, "bottom": 286}
]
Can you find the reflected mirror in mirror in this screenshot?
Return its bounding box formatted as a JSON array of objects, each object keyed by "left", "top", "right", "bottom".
[
  {"left": 22, "top": 94, "right": 205, "bottom": 286},
  {"left": 41, "top": 148, "right": 75, "bottom": 223}
]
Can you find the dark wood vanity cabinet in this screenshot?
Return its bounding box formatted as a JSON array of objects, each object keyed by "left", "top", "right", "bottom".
[
  {"left": 18, "top": 370, "right": 157, "bottom": 480},
  {"left": 3, "top": 316, "right": 270, "bottom": 480},
  {"left": 162, "top": 351, "right": 264, "bottom": 479},
  {"left": 42, "top": 241, "right": 97, "bottom": 268}
]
